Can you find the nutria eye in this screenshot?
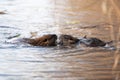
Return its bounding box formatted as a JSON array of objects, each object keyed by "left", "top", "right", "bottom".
[
  {"left": 44, "top": 39, "right": 47, "bottom": 42},
  {"left": 70, "top": 38, "right": 73, "bottom": 40}
]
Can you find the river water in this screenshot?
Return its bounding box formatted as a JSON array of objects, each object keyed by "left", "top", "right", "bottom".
[{"left": 0, "top": 0, "right": 120, "bottom": 80}]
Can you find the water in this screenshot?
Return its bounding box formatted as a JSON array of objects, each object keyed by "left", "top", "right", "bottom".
[{"left": 0, "top": 0, "right": 120, "bottom": 80}]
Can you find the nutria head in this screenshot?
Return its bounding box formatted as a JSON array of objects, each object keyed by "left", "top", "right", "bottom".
[
  {"left": 26, "top": 34, "right": 57, "bottom": 46},
  {"left": 59, "top": 34, "right": 79, "bottom": 46},
  {"left": 79, "top": 36, "right": 106, "bottom": 47}
]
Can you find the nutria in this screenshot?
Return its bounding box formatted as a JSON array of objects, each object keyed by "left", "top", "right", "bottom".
[
  {"left": 79, "top": 36, "right": 112, "bottom": 47},
  {"left": 8, "top": 33, "right": 113, "bottom": 48},
  {"left": 22, "top": 34, "right": 57, "bottom": 46},
  {"left": 59, "top": 34, "right": 79, "bottom": 46}
]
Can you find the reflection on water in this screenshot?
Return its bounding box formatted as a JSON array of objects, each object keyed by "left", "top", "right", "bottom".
[{"left": 0, "top": 0, "right": 120, "bottom": 80}]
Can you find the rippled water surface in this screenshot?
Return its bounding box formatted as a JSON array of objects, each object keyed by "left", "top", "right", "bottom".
[{"left": 0, "top": 0, "right": 120, "bottom": 80}]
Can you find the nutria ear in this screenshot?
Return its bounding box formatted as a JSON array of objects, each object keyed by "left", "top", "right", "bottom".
[{"left": 83, "top": 35, "right": 87, "bottom": 38}]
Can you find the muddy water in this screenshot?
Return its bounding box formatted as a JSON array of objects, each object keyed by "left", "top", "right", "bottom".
[{"left": 0, "top": 0, "right": 120, "bottom": 80}]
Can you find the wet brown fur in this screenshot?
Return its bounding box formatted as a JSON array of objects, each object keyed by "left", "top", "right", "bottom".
[
  {"left": 23, "top": 34, "right": 57, "bottom": 46},
  {"left": 59, "top": 34, "right": 79, "bottom": 46}
]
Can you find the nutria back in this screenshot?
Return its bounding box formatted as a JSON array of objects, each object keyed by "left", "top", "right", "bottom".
[
  {"left": 79, "top": 37, "right": 106, "bottom": 47},
  {"left": 23, "top": 34, "right": 57, "bottom": 46}
]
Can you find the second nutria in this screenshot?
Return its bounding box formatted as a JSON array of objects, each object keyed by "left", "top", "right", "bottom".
[
  {"left": 79, "top": 36, "right": 112, "bottom": 47},
  {"left": 58, "top": 34, "right": 79, "bottom": 46},
  {"left": 22, "top": 34, "right": 57, "bottom": 46}
]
